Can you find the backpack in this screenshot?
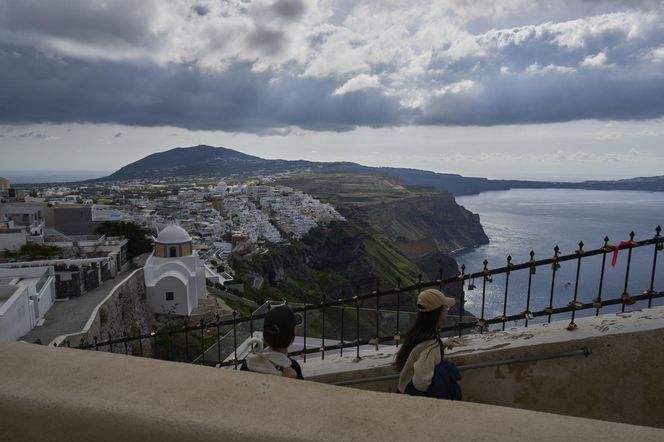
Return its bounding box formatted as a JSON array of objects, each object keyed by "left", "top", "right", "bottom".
[{"left": 403, "top": 339, "right": 463, "bottom": 400}]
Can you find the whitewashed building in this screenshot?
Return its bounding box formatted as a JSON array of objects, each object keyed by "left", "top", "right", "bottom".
[
  {"left": 0, "top": 267, "right": 55, "bottom": 341},
  {"left": 144, "top": 225, "right": 206, "bottom": 316}
]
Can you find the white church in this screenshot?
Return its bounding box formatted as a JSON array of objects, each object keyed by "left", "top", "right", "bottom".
[{"left": 144, "top": 225, "right": 207, "bottom": 316}]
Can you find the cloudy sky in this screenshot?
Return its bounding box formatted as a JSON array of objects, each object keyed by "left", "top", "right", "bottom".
[{"left": 1, "top": 0, "right": 664, "bottom": 181}]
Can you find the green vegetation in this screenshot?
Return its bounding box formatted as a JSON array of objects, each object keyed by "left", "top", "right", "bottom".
[
  {"left": 231, "top": 210, "right": 422, "bottom": 307},
  {"left": 5, "top": 243, "right": 61, "bottom": 260},
  {"left": 95, "top": 221, "right": 153, "bottom": 259}
]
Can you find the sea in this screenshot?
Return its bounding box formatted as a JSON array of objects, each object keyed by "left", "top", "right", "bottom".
[
  {"left": 454, "top": 189, "right": 664, "bottom": 326},
  {"left": 0, "top": 170, "right": 111, "bottom": 184}
]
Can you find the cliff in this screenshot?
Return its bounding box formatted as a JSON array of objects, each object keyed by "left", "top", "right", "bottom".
[{"left": 231, "top": 174, "right": 487, "bottom": 331}]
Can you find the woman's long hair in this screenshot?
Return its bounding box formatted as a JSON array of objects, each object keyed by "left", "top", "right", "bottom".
[{"left": 394, "top": 306, "right": 443, "bottom": 371}]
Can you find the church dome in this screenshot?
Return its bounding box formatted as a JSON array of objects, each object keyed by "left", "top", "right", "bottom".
[{"left": 156, "top": 225, "right": 191, "bottom": 244}]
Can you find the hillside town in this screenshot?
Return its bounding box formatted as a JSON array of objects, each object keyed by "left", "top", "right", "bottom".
[{"left": 0, "top": 176, "right": 345, "bottom": 341}]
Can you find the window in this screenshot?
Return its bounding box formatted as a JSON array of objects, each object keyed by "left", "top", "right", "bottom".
[
  {"left": 165, "top": 292, "right": 174, "bottom": 301},
  {"left": 169, "top": 246, "right": 177, "bottom": 257}
]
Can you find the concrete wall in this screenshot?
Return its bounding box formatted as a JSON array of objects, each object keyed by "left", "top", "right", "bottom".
[
  {"left": 0, "top": 341, "right": 662, "bottom": 442},
  {"left": 306, "top": 308, "right": 664, "bottom": 429},
  {"left": 0, "top": 229, "right": 26, "bottom": 251},
  {"left": 57, "top": 268, "right": 154, "bottom": 355},
  {"left": 453, "top": 328, "right": 664, "bottom": 428},
  {"left": 0, "top": 286, "right": 33, "bottom": 340}
]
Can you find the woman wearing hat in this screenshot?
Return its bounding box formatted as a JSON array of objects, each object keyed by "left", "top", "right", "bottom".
[{"left": 394, "top": 289, "right": 462, "bottom": 399}]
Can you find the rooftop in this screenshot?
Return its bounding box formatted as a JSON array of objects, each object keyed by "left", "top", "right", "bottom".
[{"left": 155, "top": 224, "right": 191, "bottom": 244}]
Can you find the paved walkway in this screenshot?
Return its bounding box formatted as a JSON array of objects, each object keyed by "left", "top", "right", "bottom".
[{"left": 21, "top": 270, "right": 132, "bottom": 345}]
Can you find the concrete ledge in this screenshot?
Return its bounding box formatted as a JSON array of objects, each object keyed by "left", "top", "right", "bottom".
[
  {"left": 1, "top": 341, "right": 662, "bottom": 441},
  {"left": 306, "top": 307, "right": 664, "bottom": 428}
]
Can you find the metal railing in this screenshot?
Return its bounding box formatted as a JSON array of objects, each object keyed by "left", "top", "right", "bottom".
[
  {"left": 64, "top": 226, "right": 663, "bottom": 368},
  {"left": 331, "top": 348, "right": 593, "bottom": 387}
]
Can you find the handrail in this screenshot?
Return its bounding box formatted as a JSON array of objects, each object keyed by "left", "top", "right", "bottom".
[
  {"left": 68, "top": 226, "right": 662, "bottom": 369},
  {"left": 330, "top": 348, "right": 592, "bottom": 387}
]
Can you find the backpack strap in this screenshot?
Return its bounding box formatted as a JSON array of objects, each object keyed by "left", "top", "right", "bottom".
[{"left": 437, "top": 337, "right": 445, "bottom": 359}]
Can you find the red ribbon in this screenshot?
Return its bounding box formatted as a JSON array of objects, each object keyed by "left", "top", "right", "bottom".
[{"left": 611, "top": 240, "right": 638, "bottom": 267}]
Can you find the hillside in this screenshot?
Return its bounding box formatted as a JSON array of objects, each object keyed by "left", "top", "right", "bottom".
[
  {"left": 104, "top": 145, "right": 316, "bottom": 181},
  {"left": 232, "top": 174, "right": 487, "bottom": 311},
  {"left": 98, "top": 145, "right": 664, "bottom": 195}
]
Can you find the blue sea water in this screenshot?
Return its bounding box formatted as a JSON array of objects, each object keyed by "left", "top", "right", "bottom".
[{"left": 454, "top": 189, "right": 664, "bottom": 326}]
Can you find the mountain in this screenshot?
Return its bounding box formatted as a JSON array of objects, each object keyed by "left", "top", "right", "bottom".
[
  {"left": 104, "top": 145, "right": 316, "bottom": 181},
  {"left": 99, "top": 145, "right": 664, "bottom": 195}
]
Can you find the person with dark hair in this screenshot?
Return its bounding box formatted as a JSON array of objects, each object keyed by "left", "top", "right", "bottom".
[
  {"left": 240, "top": 306, "right": 304, "bottom": 380},
  {"left": 395, "top": 289, "right": 462, "bottom": 400}
]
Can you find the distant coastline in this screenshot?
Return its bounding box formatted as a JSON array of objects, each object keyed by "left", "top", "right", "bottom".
[
  {"left": 0, "top": 170, "right": 111, "bottom": 184},
  {"left": 3, "top": 145, "right": 664, "bottom": 194}
]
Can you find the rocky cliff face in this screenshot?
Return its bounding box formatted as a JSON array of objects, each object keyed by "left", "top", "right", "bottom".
[
  {"left": 232, "top": 174, "right": 488, "bottom": 318},
  {"left": 353, "top": 193, "right": 488, "bottom": 258}
]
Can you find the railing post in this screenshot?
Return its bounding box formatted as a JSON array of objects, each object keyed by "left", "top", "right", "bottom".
[
  {"left": 200, "top": 318, "right": 205, "bottom": 365},
  {"left": 108, "top": 332, "right": 113, "bottom": 353},
  {"left": 94, "top": 336, "right": 99, "bottom": 351},
  {"left": 621, "top": 231, "right": 636, "bottom": 312},
  {"left": 232, "top": 310, "right": 238, "bottom": 369},
  {"left": 458, "top": 264, "right": 465, "bottom": 338},
  {"left": 395, "top": 278, "right": 401, "bottom": 347},
  {"left": 340, "top": 290, "right": 345, "bottom": 357},
  {"left": 594, "top": 236, "right": 609, "bottom": 315},
  {"left": 355, "top": 283, "right": 360, "bottom": 361},
  {"left": 151, "top": 326, "right": 157, "bottom": 359},
  {"left": 123, "top": 332, "right": 129, "bottom": 355},
  {"left": 184, "top": 321, "right": 189, "bottom": 362},
  {"left": 525, "top": 251, "right": 535, "bottom": 327},
  {"left": 303, "top": 295, "right": 307, "bottom": 363},
  {"left": 502, "top": 255, "right": 512, "bottom": 331},
  {"left": 216, "top": 313, "right": 222, "bottom": 366},
  {"left": 568, "top": 241, "right": 584, "bottom": 330},
  {"left": 648, "top": 226, "right": 661, "bottom": 308},
  {"left": 480, "top": 259, "right": 488, "bottom": 333},
  {"left": 138, "top": 331, "right": 143, "bottom": 357},
  {"left": 374, "top": 281, "right": 380, "bottom": 351},
  {"left": 547, "top": 246, "right": 560, "bottom": 324},
  {"left": 321, "top": 293, "right": 326, "bottom": 361}
]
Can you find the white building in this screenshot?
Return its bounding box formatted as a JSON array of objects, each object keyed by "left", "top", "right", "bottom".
[
  {"left": 144, "top": 225, "right": 206, "bottom": 316},
  {"left": 91, "top": 204, "right": 130, "bottom": 221},
  {"left": 0, "top": 177, "right": 9, "bottom": 195},
  {"left": 0, "top": 228, "right": 26, "bottom": 252},
  {"left": 0, "top": 267, "right": 55, "bottom": 341}
]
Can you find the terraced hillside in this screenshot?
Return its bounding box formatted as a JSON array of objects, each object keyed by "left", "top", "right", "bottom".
[{"left": 233, "top": 174, "right": 487, "bottom": 308}]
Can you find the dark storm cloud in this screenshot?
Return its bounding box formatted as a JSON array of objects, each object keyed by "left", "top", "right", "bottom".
[
  {"left": 191, "top": 5, "right": 210, "bottom": 17},
  {"left": 270, "top": 0, "right": 306, "bottom": 22},
  {"left": 418, "top": 71, "right": 664, "bottom": 126},
  {"left": 1, "top": 1, "right": 664, "bottom": 133},
  {"left": 0, "top": 43, "right": 408, "bottom": 132},
  {"left": 0, "top": 0, "right": 153, "bottom": 47},
  {"left": 247, "top": 27, "right": 287, "bottom": 55}
]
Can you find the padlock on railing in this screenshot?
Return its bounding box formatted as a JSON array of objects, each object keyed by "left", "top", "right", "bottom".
[
  {"left": 568, "top": 300, "right": 584, "bottom": 310},
  {"left": 621, "top": 292, "right": 635, "bottom": 305}
]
